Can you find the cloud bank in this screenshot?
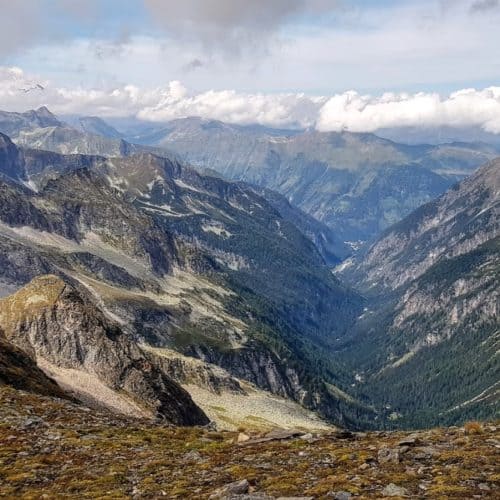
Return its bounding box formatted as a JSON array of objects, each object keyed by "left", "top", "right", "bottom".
[
  {"left": 144, "top": 0, "right": 338, "bottom": 54},
  {"left": 316, "top": 88, "right": 500, "bottom": 134},
  {"left": 1, "top": 66, "right": 500, "bottom": 134}
]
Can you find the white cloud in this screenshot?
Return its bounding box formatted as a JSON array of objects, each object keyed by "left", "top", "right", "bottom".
[
  {"left": 1, "top": 66, "right": 500, "bottom": 134},
  {"left": 137, "top": 84, "right": 326, "bottom": 128},
  {"left": 316, "top": 88, "right": 500, "bottom": 134}
]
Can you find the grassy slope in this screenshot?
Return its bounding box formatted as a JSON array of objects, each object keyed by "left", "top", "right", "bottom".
[{"left": 0, "top": 386, "right": 498, "bottom": 499}]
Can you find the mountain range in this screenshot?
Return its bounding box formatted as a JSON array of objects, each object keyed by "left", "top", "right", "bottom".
[
  {"left": 0, "top": 107, "right": 171, "bottom": 158},
  {"left": 0, "top": 107, "right": 347, "bottom": 264},
  {"left": 0, "top": 107, "right": 498, "bottom": 430},
  {"left": 2, "top": 108, "right": 498, "bottom": 247},
  {"left": 122, "top": 116, "right": 499, "bottom": 244},
  {"left": 0, "top": 131, "right": 373, "bottom": 429}
]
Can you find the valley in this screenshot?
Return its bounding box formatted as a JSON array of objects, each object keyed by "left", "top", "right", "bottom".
[
  {"left": 0, "top": 106, "right": 498, "bottom": 433},
  {"left": 1, "top": 3, "right": 499, "bottom": 498}
]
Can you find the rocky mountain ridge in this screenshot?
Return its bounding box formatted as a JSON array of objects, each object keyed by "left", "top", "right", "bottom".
[
  {"left": 0, "top": 275, "right": 209, "bottom": 425},
  {"left": 0, "top": 132, "right": 372, "bottom": 428}
]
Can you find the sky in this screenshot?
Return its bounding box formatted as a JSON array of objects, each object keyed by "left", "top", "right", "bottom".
[{"left": 0, "top": 0, "right": 499, "bottom": 132}]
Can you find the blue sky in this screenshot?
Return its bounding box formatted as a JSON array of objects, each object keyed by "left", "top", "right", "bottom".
[
  {"left": 1, "top": 0, "right": 498, "bottom": 93},
  {"left": 0, "top": 0, "right": 499, "bottom": 132}
]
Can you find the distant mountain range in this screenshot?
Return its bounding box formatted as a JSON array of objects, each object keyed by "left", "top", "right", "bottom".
[
  {"left": 119, "top": 116, "right": 499, "bottom": 244},
  {"left": 2, "top": 108, "right": 498, "bottom": 247},
  {"left": 376, "top": 125, "right": 500, "bottom": 147},
  {"left": 0, "top": 107, "right": 172, "bottom": 158}
]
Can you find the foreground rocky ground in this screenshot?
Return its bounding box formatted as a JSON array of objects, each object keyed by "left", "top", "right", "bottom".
[{"left": 0, "top": 386, "right": 498, "bottom": 499}]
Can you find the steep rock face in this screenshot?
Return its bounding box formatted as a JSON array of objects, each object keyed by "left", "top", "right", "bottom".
[
  {"left": 146, "top": 347, "right": 244, "bottom": 395},
  {"left": 0, "top": 132, "right": 26, "bottom": 182},
  {"left": 0, "top": 328, "right": 68, "bottom": 398},
  {"left": 186, "top": 344, "right": 306, "bottom": 401},
  {"left": 133, "top": 346, "right": 333, "bottom": 431},
  {"left": 0, "top": 276, "right": 209, "bottom": 425},
  {"left": 131, "top": 117, "right": 496, "bottom": 243},
  {"left": 336, "top": 160, "right": 500, "bottom": 427}
]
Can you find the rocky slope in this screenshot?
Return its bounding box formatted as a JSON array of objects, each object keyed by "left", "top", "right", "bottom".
[
  {"left": 0, "top": 275, "right": 208, "bottom": 425},
  {"left": 0, "top": 328, "right": 67, "bottom": 399},
  {"left": 0, "top": 132, "right": 372, "bottom": 428},
  {"left": 146, "top": 346, "right": 332, "bottom": 432},
  {"left": 336, "top": 160, "right": 500, "bottom": 427},
  {"left": 342, "top": 159, "right": 500, "bottom": 292},
  {"left": 1, "top": 385, "right": 498, "bottom": 498},
  {"left": 128, "top": 116, "right": 497, "bottom": 243}
]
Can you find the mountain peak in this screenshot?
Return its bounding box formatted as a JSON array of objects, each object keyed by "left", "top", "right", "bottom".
[
  {"left": 35, "top": 105, "right": 55, "bottom": 117},
  {"left": 79, "top": 116, "right": 123, "bottom": 139},
  {"left": 0, "top": 132, "right": 25, "bottom": 182},
  {"left": 24, "top": 106, "right": 62, "bottom": 128},
  {"left": 0, "top": 275, "right": 66, "bottom": 331}
]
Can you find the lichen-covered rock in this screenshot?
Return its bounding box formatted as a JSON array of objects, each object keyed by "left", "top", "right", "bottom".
[{"left": 209, "top": 479, "right": 249, "bottom": 498}]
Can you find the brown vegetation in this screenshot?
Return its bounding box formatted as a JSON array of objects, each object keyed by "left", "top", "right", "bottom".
[{"left": 0, "top": 386, "right": 498, "bottom": 499}]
